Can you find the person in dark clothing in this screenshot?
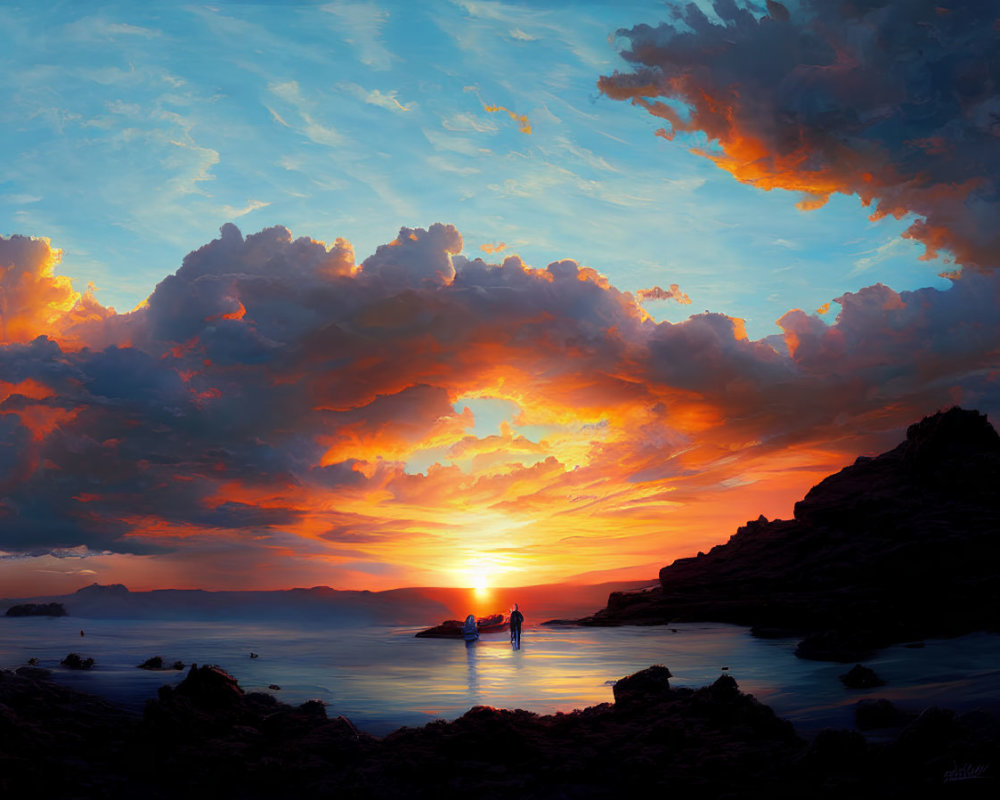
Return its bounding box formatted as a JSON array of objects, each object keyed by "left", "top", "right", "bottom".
[{"left": 509, "top": 603, "right": 524, "bottom": 649}]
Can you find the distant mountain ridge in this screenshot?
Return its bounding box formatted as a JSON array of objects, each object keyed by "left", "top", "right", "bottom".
[
  {"left": 0, "top": 583, "right": 452, "bottom": 626},
  {"left": 1, "top": 580, "right": 652, "bottom": 626},
  {"left": 580, "top": 407, "right": 1000, "bottom": 658}
]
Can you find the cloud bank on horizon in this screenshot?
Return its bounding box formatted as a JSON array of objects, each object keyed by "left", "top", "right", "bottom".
[
  {"left": 3, "top": 219, "right": 999, "bottom": 590},
  {"left": 2, "top": 0, "right": 999, "bottom": 593}
]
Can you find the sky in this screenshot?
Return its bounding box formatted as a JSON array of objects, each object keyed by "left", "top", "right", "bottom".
[{"left": 1, "top": 0, "right": 998, "bottom": 596}]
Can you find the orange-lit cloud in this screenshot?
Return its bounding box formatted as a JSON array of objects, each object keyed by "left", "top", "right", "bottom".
[
  {"left": 1, "top": 222, "right": 999, "bottom": 593},
  {"left": 480, "top": 242, "right": 506, "bottom": 254},
  {"left": 637, "top": 284, "right": 691, "bottom": 305},
  {"left": 599, "top": 1, "right": 1000, "bottom": 270},
  {"left": 483, "top": 103, "right": 531, "bottom": 134},
  {"left": 0, "top": 235, "right": 114, "bottom": 347}
]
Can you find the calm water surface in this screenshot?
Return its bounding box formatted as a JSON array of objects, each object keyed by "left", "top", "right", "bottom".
[{"left": 2, "top": 617, "right": 999, "bottom": 736}]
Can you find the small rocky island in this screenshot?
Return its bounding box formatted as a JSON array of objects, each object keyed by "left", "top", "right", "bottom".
[
  {"left": 577, "top": 407, "right": 1000, "bottom": 660},
  {"left": 5, "top": 602, "right": 68, "bottom": 617}
]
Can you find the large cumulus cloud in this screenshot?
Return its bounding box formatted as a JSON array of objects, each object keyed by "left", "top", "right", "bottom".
[
  {"left": 1, "top": 221, "right": 998, "bottom": 586},
  {"left": 598, "top": 0, "right": 1000, "bottom": 269}
]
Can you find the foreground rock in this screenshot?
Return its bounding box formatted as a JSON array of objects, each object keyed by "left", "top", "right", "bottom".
[
  {"left": 855, "top": 699, "right": 912, "bottom": 731},
  {"left": 0, "top": 668, "right": 137, "bottom": 797},
  {"left": 579, "top": 408, "right": 1000, "bottom": 658},
  {"left": 1, "top": 664, "right": 997, "bottom": 798}
]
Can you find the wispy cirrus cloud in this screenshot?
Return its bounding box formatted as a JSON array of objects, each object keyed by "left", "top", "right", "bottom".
[
  {"left": 267, "top": 80, "right": 345, "bottom": 147},
  {"left": 338, "top": 82, "right": 416, "bottom": 112},
  {"left": 220, "top": 199, "right": 271, "bottom": 219},
  {"left": 321, "top": 0, "right": 394, "bottom": 71}
]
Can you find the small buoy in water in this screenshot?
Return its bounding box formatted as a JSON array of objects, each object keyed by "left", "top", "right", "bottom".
[
  {"left": 80, "top": 630, "right": 85, "bottom": 637},
  {"left": 721, "top": 666, "right": 729, "bottom": 671},
  {"left": 268, "top": 684, "right": 281, "bottom": 690},
  {"left": 250, "top": 652, "right": 259, "bottom": 658}
]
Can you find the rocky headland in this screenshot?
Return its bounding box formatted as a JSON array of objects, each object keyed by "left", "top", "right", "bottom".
[
  {"left": 2, "top": 662, "right": 997, "bottom": 798},
  {"left": 577, "top": 407, "right": 1000, "bottom": 660}
]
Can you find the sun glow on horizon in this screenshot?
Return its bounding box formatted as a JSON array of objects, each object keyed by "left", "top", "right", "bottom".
[{"left": 452, "top": 547, "right": 515, "bottom": 595}]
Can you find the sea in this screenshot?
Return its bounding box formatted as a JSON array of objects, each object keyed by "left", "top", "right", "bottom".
[{"left": 3, "top": 617, "right": 1000, "bottom": 737}]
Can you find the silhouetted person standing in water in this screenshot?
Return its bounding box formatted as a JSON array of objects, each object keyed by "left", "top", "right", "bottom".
[{"left": 510, "top": 603, "right": 524, "bottom": 649}]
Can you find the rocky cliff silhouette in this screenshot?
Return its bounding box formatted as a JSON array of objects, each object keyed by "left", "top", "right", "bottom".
[{"left": 580, "top": 407, "right": 1000, "bottom": 659}]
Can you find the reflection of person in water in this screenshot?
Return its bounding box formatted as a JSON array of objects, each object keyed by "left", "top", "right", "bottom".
[
  {"left": 509, "top": 603, "right": 524, "bottom": 649},
  {"left": 465, "top": 630, "right": 480, "bottom": 699},
  {"left": 462, "top": 613, "right": 479, "bottom": 642}
]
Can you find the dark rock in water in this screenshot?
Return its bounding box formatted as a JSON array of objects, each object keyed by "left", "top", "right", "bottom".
[
  {"left": 137, "top": 656, "right": 186, "bottom": 670},
  {"left": 579, "top": 408, "right": 1000, "bottom": 660},
  {"left": 415, "top": 619, "right": 464, "bottom": 637},
  {"left": 612, "top": 664, "right": 672, "bottom": 707},
  {"left": 61, "top": 652, "right": 94, "bottom": 670},
  {"left": 840, "top": 664, "right": 885, "bottom": 689},
  {"left": 415, "top": 613, "right": 509, "bottom": 638},
  {"left": 856, "top": 698, "right": 910, "bottom": 730},
  {"left": 5, "top": 602, "right": 67, "bottom": 617}
]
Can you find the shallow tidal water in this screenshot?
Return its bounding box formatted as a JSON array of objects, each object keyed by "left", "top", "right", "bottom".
[{"left": 2, "top": 617, "right": 999, "bottom": 736}]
